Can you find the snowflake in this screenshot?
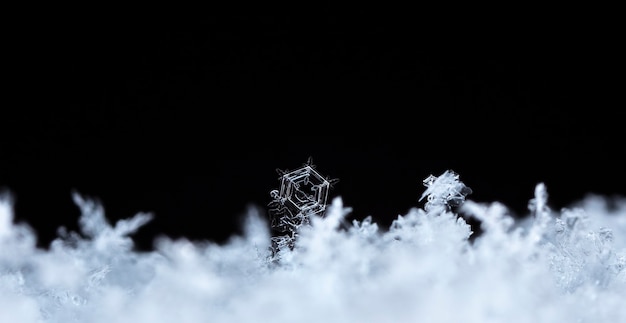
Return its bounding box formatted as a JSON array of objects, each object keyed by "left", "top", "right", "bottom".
[{"left": 420, "top": 170, "right": 472, "bottom": 212}]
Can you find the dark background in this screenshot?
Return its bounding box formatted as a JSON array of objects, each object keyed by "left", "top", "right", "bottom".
[{"left": 3, "top": 18, "right": 623, "bottom": 251}]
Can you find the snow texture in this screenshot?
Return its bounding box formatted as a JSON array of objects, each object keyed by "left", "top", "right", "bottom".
[{"left": 1, "top": 171, "right": 625, "bottom": 323}]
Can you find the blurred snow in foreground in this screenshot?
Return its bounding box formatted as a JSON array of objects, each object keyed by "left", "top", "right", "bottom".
[{"left": 1, "top": 171, "right": 625, "bottom": 323}]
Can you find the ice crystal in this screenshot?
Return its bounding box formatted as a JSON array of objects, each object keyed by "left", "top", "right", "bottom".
[
  {"left": 420, "top": 170, "right": 473, "bottom": 212},
  {"left": 268, "top": 158, "right": 338, "bottom": 256}
]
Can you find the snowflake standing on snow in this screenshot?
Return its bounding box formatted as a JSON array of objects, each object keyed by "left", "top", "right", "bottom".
[
  {"left": 419, "top": 170, "right": 472, "bottom": 212},
  {"left": 268, "top": 157, "right": 338, "bottom": 254}
]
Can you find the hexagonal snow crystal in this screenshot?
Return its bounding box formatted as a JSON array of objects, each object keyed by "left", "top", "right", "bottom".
[
  {"left": 280, "top": 165, "right": 330, "bottom": 215},
  {"left": 268, "top": 158, "right": 338, "bottom": 237}
]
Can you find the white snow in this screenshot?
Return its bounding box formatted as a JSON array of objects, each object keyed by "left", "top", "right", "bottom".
[{"left": 1, "top": 172, "right": 624, "bottom": 323}]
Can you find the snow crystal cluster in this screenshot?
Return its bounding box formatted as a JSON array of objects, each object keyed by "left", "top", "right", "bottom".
[{"left": 1, "top": 170, "right": 625, "bottom": 323}]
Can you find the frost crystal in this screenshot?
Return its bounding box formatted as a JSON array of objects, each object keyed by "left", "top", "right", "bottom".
[
  {"left": 420, "top": 170, "right": 472, "bottom": 212},
  {"left": 268, "top": 157, "right": 338, "bottom": 254}
]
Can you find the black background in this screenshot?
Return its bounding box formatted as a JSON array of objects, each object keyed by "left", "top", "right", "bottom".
[{"left": 3, "top": 18, "right": 624, "bottom": 251}]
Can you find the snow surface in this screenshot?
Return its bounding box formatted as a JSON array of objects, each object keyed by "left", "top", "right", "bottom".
[{"left": 1, "top": 171, "right": 625, "bottom": 323}]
